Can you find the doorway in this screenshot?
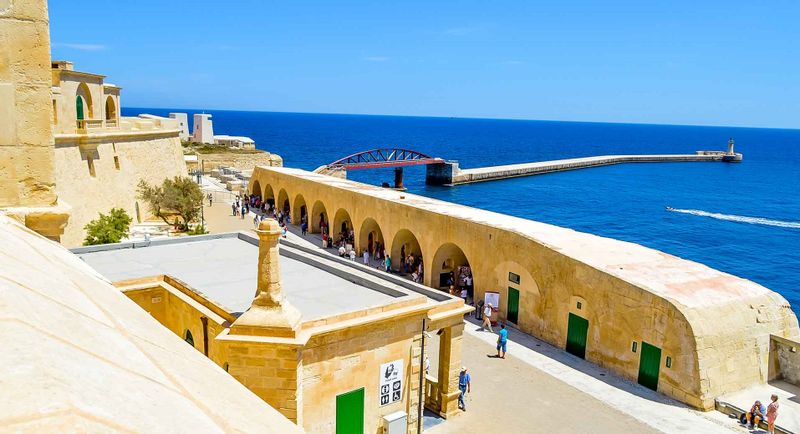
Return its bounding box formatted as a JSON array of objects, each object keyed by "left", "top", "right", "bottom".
[
  {"left": 336, "top": 387, "right": 364, "bottom": 434},
  {"left": 507, "top": 287, "right": 520, "bottom": 324},
  {"left": 565, "top": 313, "right": 588, "bottom": 359},
  {"left": 637, "top": 342, "right": 661, "bottom": 391}
]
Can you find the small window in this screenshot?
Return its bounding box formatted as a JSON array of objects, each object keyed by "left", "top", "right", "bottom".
[
  {"left": 576, "top": 301, "right": 582, "bottom": 310},
  {"left": 184, "top": 330, "right": 194, "bottom": 347},
  {"left": 114, "top": 156, "right": 120, "bottom": 170},
  {"left": 665, "top": 356, "right": 672, "bottom": 368},
  {"left": 87, "top": 155, "right": 96, "bottom": 177},
  {"left": 223, "top": 362, "right": 229, "bottom": 372},
  {"left": 632, "top": 341, "right": 638, "bottom": 353},
  {"left": 508, "top": 272, "right": 521, "bottom": 285}
]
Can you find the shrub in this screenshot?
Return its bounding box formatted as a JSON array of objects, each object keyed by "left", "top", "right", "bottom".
[{"left": 83, "top": 208, "right": 132, "bottom": 246}]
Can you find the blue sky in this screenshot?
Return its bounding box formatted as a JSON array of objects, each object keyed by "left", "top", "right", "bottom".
[{"left": 49, "top": 1, "right": 799, "bottom": 128}]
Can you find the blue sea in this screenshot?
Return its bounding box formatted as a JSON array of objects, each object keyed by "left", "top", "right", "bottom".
[{"left": 125, "top": 108, "right": 800, "bottom": 314}]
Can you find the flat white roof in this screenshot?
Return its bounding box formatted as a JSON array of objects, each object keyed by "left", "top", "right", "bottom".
[
  {"left": 76, "top": 235, "right": 404, "bottom": 320},
  {"left": 214, "top": 135, "right": 255, "bottom": 143}
]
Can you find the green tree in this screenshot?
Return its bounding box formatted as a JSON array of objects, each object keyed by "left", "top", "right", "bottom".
[
  {"left": 137, "top": 176, "right": 203, "bottom": 231},
  {"left": 83, "top": 208, "right": 132, "bottom": 246}
]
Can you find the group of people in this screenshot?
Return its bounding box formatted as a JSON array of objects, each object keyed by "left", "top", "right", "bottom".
[
  {"left": 740, "top": 395, "right": 780, "bottom": 433},
  {"left": 398, "top": 245, "right": 424, "bottom": 283}
]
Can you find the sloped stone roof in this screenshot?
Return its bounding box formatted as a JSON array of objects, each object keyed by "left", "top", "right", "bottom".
[{"left": 0, "top": 215, "right": 304, "bottom": 433}]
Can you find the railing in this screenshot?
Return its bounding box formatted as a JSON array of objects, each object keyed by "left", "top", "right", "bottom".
[
  {"left": 423, "top": 375, "right": 441, "bottom": 413},
  {"left": 76, "top": 118, "right": 119, "bottom": 132}
]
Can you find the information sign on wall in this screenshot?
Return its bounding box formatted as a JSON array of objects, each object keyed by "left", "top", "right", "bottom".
[{"left": 379, "top": 359, "right": 403, "bottom": 406}]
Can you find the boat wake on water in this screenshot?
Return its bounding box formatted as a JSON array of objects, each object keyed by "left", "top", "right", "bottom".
[{"left": 666, "top": 208, "right": 800, "bottom": 229}]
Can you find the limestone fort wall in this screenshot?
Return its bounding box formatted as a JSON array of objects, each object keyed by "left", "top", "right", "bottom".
[
  {"left": 54, "top": 130, "right": 187, "bottom": 246},
  {"left": 251, "top": 165, "right": 800, "bottom": 410}
]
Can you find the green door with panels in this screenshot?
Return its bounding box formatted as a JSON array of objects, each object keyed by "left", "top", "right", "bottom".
[
  {"left": 336, "top": 387, "right": 364, "bottom": 434},
  {"left": 565, "top": 313, "right": 589, "bottom": 359},
  {"left": 638, "top": 342, "right": 661, "bottom": 391},
  {"left": 507, "top": 287, "right": 520, "bottom": 324}
]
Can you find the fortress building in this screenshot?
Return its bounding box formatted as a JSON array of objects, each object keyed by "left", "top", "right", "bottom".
[
  {"left": 248, "top": 166, "right": 800, "bottom": 411},
  {"left": 49, "top": 61, "right": 188, "bottom": 246}
]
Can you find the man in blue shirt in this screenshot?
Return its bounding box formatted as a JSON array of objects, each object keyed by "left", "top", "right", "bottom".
[
  {"left": 458, "top": 366, "right": 471, "bottom": 411},
  {"left": 497, "top": 324, "right": 508, "bottom": 358}
]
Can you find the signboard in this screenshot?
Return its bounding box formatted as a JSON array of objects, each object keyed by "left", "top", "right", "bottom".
[
  {"left": 379, "top": 359, "right": 403, "bottom": 406},
  {"left": 484, "top": 291, "right": 500, "bottom": 309}
]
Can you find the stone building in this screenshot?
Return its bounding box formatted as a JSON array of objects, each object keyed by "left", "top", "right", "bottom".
[
  {"left": 74, "top": 222, "right": 471, "bottom": 433},
  {"left": 49, "top": 62, "right": 188, "bottom": 246},
  {"left": 193, "top": 113, "right": 215, "bottom": 144},
  {"left": 248, "top": 165, "right": 800, "bottom": 411}
]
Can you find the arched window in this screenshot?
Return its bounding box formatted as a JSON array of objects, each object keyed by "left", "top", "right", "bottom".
[
  {"left": 184, "top": 329, "right": 194, "bottom": 347},
  {"left": 105, "top": 96, "right": 116, "bottom": 120}
]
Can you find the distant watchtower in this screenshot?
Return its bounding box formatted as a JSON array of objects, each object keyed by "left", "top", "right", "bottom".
[
  {"left": 192, "top": 113, "right": 214, "bottom": 144},
  {"left": 727, "top": 138, "right": 735, "bottom": 155}
]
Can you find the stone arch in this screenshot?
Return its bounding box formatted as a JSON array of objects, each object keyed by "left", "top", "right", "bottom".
[
  {"left": 76, "top": 82, "right": 93, "bottom": 120},
  {"left": 310, "top": 200, "right": 329, "bottom": 234},
  {"left": 332, "top": 208, "right": 353, "bottom": 241},
  {"left": 292, "top": 194, "right": 308, "bottom": 225},
  {"left": 277, "top": 188, "right": 290, "bottom": 216},
  {"left": 250, "top": 180, "right": 262, "bottom": 198},
  {"left": 390, "top": 229, "right": 422, "bottom": 272},
  {"left": 262, "top": 184, "right": 275, "bottom": 207},
  {"left": 490, "top": 261, "right": 541, "bottom": 330},
  {"left": 430, "top": 242, "right": 473, "bottom": 293},
  {"left": 358, "top": 217, "right": 385, "bottom": 258},
  {"left": 104, "top": 95, "right": 116, "bottom": 120}
]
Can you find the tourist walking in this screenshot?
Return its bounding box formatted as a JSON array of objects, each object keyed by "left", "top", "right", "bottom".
[
  {"left": 231, "top": 202, "right": 237, "bottom": 216},
  {"left": 767, "top": 394, "right": 779, "bottom": 433},
  {"left": 362, "top": 249, "right": 370, "bottom": 265},
  {"left": 253, "top": 213, "right": 260, "bottom": 229},
  {"left": 207, "top": 193, "right": 213, "bottom": 207},
  {"left": 482, "top": 303, "right": 494, "bottom": 332},
  {"left": 497, "top": 324, "right": 508, "bottom": 358},
  {"left": 458, "top": 367, "right": 471, "bottom": 411},
  {"left": 301, "top": 221, "right": 308, "bottom": 236},
  {"left": 384, "top": 254, "right": 391, "bottom": 273}
]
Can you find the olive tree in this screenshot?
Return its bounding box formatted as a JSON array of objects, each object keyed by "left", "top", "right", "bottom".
[{"left": 137, "top": 176, "right": 203, "bottom": 231}]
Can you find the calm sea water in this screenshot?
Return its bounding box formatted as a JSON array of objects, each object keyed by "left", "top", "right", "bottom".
[{"left": 126, "top": 108, "right": 800, "bottom": 314}]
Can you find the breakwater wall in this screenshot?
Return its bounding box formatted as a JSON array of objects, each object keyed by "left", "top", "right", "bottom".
[{"left": 426, "top": 152, "right": 742, "bottom": 186}]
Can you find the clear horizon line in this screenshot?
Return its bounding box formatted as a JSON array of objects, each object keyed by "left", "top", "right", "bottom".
[{"left": 121, "top": 106, "right": 800, "bottom": 132}]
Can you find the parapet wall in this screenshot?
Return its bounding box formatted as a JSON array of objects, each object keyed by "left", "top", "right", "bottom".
[{"left": 250, "top": 166, "right": 800, "bottom": 410}]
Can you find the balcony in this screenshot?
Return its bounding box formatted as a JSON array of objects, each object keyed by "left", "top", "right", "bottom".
[{"left": 76, "top": 118, "right": 119, "bottom": 133}]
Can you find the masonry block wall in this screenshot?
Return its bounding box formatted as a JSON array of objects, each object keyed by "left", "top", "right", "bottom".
[{"left": 251, "top": 166, "right": 800, "bottom": 410}]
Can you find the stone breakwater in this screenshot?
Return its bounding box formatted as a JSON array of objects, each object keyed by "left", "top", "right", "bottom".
[{"left": 426, "top": 152, "right": 742, "bottom": 185}]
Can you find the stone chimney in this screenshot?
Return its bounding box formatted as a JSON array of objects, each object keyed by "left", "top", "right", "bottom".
[{"left": 230, "top": 219, "right": 301, "bottom": 337}]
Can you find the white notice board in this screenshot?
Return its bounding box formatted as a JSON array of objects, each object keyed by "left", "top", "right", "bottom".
[
  {"left": 379, "top": 359, "right": 403, "bottom": 406},
  {"left": 484, "top": 291, "right": 500, "bottom": 309}
]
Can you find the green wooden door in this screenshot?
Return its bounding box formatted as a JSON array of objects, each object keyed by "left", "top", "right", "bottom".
[
  {"left": 638, "top": 342, "right": 661, "bottom": 391},
  {"left": 336, "top": 388, "right": 364, "bottom": 434},
  {"left": 76, "top": 96, "right": 85, "bottom": 120},
  {"left": 565, "top": 313, "right": 589, "bottom": 359},
  {"left": 507, "top": 287, "right": 520, "bottom": 324}
]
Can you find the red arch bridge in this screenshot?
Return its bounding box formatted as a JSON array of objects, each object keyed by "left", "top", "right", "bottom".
[{"left": 316, "top": 148, "right": 448, "bottom": 189}]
